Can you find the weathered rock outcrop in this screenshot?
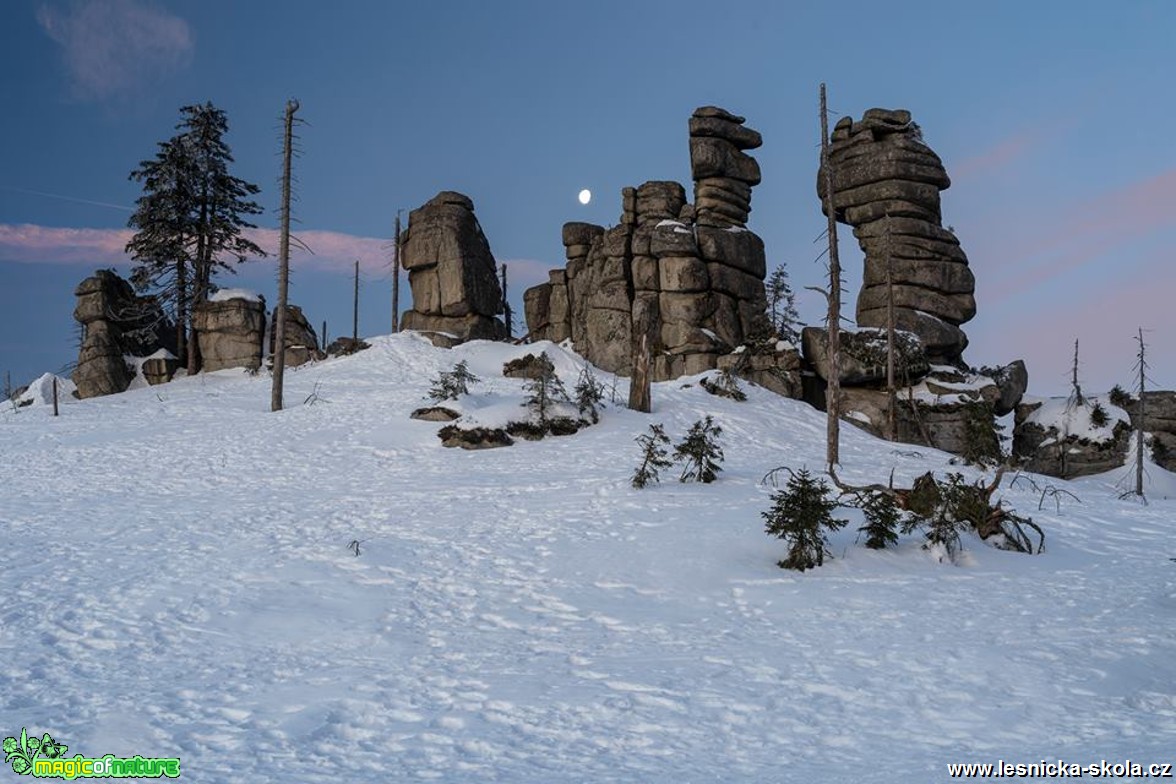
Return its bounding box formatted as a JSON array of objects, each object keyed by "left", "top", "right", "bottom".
[
  {"left": 71, "top": 269, "right": 174, "bottom": 399},
  {"left": 192, "top": 296, "right": 266, "bottom": 372},
  {"left": 818, "top": 109, "right": 975, "bottom": 363},
  {"left": 400, "top": 191, "right": 507, "bottom": 344},
  {"left": 1013, "top": 400, "right": 1132, "bottom": 479},
  {"left": 269, "top": 304, "right": 323, "bottom": 368},
  {"left": 524, "top": 107, "right": 795, "bottom": 391}
]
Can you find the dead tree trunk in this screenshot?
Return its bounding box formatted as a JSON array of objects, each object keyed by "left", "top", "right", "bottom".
[
  {"left": 352, "top": 259, "right": 359, "bottom": 342},
  {"left": 884, "top": 214, "right": 896, "bottom": 441},
  {"left": 819, "top": 82, "right": 843, "bottom": 467},
  {"left": 52, "top": 376, "right": 59, "bottom": 417},
  {"left": 500, "top": 264, "right": 512, "bottom": 339},
  {"left": 392, "top": 212, "right": 401, "bottom": 333},
  {"left": 271, "top": 98, "right": 299, "bottom": 413},
  {"left": 1135, "top": 328, "right": 1147, "bottom": 497}
]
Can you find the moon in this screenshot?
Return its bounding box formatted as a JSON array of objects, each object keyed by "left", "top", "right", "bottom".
[{"left": 578, "top": 189, "right": 591, "bottom": 205}]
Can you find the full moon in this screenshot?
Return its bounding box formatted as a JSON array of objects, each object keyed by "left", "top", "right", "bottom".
[{"left": 578, "top": 189, "right": 591, "bottom": 205}]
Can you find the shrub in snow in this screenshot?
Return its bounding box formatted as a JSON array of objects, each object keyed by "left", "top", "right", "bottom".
[
  {"left": 673, "top": 416, "right": 724, "bottom": 483},
  {"left": 763, "top": 468, "right": 847, "bottom": 571},
  {"left": 700, "top": 369, "right": 747, "bottom": 402},
  {"left": 1109, "top": 384, "right": 1133, "bottom": 409},
  {"left": 428, "top": 360, "right": 480, "bottom": 402},
  {"left": 631, "top": 424, "right": 673, "bottom": 489}
]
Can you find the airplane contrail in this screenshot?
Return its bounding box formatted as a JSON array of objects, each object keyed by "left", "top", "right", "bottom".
[{"left": 0, "top": 185, "right": 133, "bottom": 212}]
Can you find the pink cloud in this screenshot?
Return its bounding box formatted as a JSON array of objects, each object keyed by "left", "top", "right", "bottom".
[
  {"left": 0, "top": 223, "right": 395, "bottom": 273},
  {"left": 37, "top": 0, "right": 194, "bottom": 102},
  {"left": 952, "top": 131, "right": 1036, "bottom": 181},
  {"left": 980, "top": 167, "right": 1176, "bottom": 305}
]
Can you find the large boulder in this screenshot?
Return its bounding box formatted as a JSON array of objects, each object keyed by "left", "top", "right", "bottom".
[
  {"left": 269, "top": 304, "right": 322, "bottom": 368},
  {"left": 192, "top": 296, "right": 266, "bottom": 372},
  {"left": 400, "top": 191, "right": 505, "bottom": 342}
]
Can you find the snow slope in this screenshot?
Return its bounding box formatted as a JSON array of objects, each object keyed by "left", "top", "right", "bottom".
[{"left": 2, "top": 333, "right": 1175, "bottom": 782}]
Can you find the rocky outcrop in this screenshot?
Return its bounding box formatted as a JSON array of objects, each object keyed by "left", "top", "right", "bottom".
[
  {"left": 71, "top": 269, "right": 175, "bottom": 399},
  {"left": 400, "top": 191, "right": 507, "bottom": 344},
  {"left": 524, "top": 107, "right": 790, "bottom": 392},
  {"left": 1013, "top": 400, "right": 1132, "bottom": 479},
  {"left": 818, "top": 109, "right": 975, "bottom": 363},
  {"left": 192, "top": 296, "right": 266, "bottom": 372},
  {"left": 269, "top": 305, "right": 323, "bottom": 368}
]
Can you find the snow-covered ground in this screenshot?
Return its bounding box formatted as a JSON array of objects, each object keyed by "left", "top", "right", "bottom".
[{"left": 3, "top": 333, "right": 1175, "bottom": 782}]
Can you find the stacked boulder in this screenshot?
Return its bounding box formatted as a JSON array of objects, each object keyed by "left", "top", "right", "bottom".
[
  {"left": 72, "top": 269, "right": 175, "bottom": 398},
  {"left": 192, "top": 295, "right": 266, "bottom": 372},
  {"left": 817, "top": 108, "right": 975, "bottom": 363},
  {"left": 400, "top": 191, "right": 507, "bottom": 344},
  {"left": 525, "top": 107, "right": 794, "bottom": 388}
]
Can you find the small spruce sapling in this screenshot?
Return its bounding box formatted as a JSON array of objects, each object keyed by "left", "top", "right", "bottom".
[
  {"left": 1109, "top": 384, "right": 1132, "bottom": 409},
  {"left": 673, "top": 416, "right": 724, "bottom": 483},
  {"left": 573, "top": 364, "right": 606, "bottom": 424},
  {"left": 1089, "top": 401, "right": 1109, "bottom": 428},
  {"left": 428, "top": 360, "right": 480, "bottom": 401},
  {"left": 523, "top": 358, "right": 568, "bottom": 424},
  {"left": 859, "top": 490, "right": 904, "bottom": 549},
  {"left": 763, "top": 468, "right": 847, "bottom": 570},
  {"left": 631, "top": 423, "right": 673, "bottom": 489}
]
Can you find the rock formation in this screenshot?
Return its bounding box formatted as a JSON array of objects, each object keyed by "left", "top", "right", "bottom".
[
  {"left": 268, "top": 304, "right": 323, "bottom": 368},
  {"left": 524, "top": 107, "right": 796, "bottom": 389},
  {"left": 400, "top": 191, "right": 507, "bottom": 344},
  {"left": 71, "top": 269, "right": 175, "bottom": 399},
  {"left": 192, "top": 295, "right": 266, "bottom": 372},
  {"left": 818, "top": 109, "right": 975, "bottom": 363}
]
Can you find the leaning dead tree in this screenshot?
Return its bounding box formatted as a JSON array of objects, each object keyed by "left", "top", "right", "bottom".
[
  {"left": 271, "top": 98, "right": 300, "bottom": 413},
  {"left": 818, "top": 82, "right": 844, "bottom": 467},
  {"left": 827, "top": 464, "right": 1045, "bottom": 555}
]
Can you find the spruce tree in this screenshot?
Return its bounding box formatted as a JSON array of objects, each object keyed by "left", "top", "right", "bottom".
[
  {"left": 673, "top": 416, "right": 724, "bottom": 483},
  {"left": 631, "top": 424, "right": 673, "bottom": 489},
  {"left": 763, "top": 468, "right": 847, "bottom": 570},
  {"left": 126, "top": 102, "right": 265, "bottom": 374},
  {"left": 765, "top": 263, "right": 800, "bottom": 343}
]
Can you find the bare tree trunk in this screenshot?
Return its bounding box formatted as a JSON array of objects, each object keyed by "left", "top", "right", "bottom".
[
  {"left": 52, "top": 376, "right": 59, "bottom": 417},
  {"left": 500, "top": 263, "right": 512, "bottom": 339},
  {"left": 1069, "top": 338, "right": 1084, "bottom": 408},
  {"left": 187, "top": 202, "right": 209, "bottom": 376},
  {"left": 1136, "top": 327, "right": 1146, "bottom": 497},
  {"left": 819, "top": 82, "right": 843, "bottom": 467},
  {"left": 885, "top": 214, "right": 896, "bottom": 441},
  {"left": 175, "top": 251, "right": 187, "bottom": 369},
  {"left": 392, "top": 212, "right": 401, "bottom": 333},
  {"left": 271, "top": 99, "right": 298, "bottom": 413},
  {"left": 352, "top": 259, "right": 359, "bottom": 342},
  {"left": 322, "top": 320, "right": 328, "bottom": 350}
]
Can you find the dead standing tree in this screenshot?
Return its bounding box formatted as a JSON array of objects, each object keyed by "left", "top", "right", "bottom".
[
  {"left": 392, "top": 211, "right": 402, "bottom": 333},
  {"left": 884, "top": 214, "right": 897, "bottom": 441},
  {"left": 271, "top": 98, "right": 299, "bottom": 413},
  {"left": 818, "top": 82, "right": 844, "bottom": 467}
]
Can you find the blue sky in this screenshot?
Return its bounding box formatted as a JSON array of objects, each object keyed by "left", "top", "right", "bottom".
[{"left": 2, "top": 0, "right": 1174, "bottom": 396}]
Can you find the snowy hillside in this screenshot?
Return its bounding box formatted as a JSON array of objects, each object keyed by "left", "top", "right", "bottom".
[{"left": 2, "top": 333, "right": 1175, "bottom": 782}]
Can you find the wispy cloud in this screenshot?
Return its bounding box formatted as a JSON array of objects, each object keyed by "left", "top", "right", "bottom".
[
  {"left": 0, "top": 224, "right": 396, "bottom": 273},
  {"left": 952, "top": 130, "right": 1037, "bottom": 181},
  {"left": 980, "top": 167, "right": 1176, "bottom": 304},
  {"left": 37, "top": 0, "right": 194, "bottom": 102}
]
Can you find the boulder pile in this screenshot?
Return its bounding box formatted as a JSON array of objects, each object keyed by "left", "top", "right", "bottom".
[{"left": 192, "top": 295, "right": 266, "bottom": 372}]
